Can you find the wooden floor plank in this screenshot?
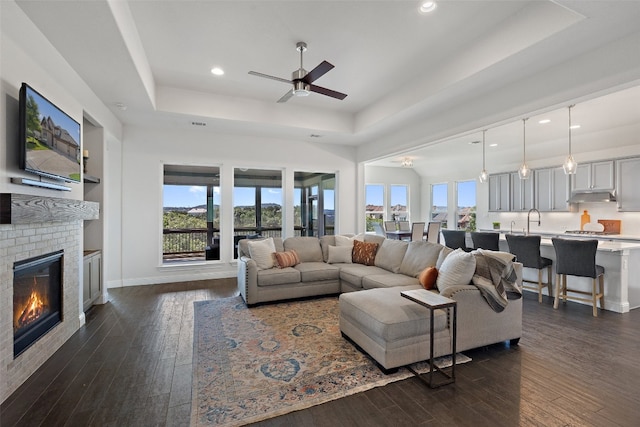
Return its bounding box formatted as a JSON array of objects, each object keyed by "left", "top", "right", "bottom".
[{"left": 2, "top": 279, "right": 640, "bottom": 427}]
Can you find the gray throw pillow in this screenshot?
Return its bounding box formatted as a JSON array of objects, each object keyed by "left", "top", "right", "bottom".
[
  {"left": 374, "top": 239, "right": 408, "bottom": 273},
  {"left": 399, "top": 241, "right": 444, "bottom": 277}
]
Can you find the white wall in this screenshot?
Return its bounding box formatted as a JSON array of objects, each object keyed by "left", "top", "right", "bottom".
[{"left": 112, "top": 125, "right": 357, "bottom": 287}]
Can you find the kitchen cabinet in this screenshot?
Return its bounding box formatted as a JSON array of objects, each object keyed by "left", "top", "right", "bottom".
[
  {"left": 510, "top": 172, "right": 534, "bottom": 211},
  {"left": 488, "top": 173, "right": 510, "bottom": 211},
  {"left": 534, "top": 166, "right": 573, "bottom": 212},
  {"left": 572, "top": 160, "right": 615, "bottom": 192},
  {"left": 616, "top": 157, "right": 640, "bottom": 211},
  {"left": 83, "top": 250, "right": 102, "bottom": 311}
]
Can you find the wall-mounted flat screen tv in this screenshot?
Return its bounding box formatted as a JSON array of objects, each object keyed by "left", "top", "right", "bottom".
[{"left": 19, "top": 83, "right": 81, "bottom": 183}]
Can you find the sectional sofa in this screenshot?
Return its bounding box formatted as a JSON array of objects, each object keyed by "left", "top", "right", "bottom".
[{"left": 237, "top": 234, "right": 523, "bottom": 371}]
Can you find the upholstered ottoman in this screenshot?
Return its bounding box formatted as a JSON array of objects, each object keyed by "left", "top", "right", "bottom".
[{"left": 339, "top": 285, "right": 452, "bottom": 372}]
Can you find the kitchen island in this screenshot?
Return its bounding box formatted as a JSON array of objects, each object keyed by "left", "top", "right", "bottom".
[{"left": 485, "top": 231, "right": 640, "bottom": 313}]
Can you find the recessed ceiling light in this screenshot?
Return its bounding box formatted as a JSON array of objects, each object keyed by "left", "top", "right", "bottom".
[
  {"left": 538, "top": 119, "right": 551, "bottom": 124},
  {"left": 570, "top": 124, "right": 581, "bottom": 129},
  {"left": 419, "top": 1, "right": 437, "bottom": 14},
  {"left": 114, "top": 102, "right": 127, "bottom": 111},
  {"left": 489, "top": 143, "right": 498, "bottom": 147},
  {"left": 211, "top": 67, "right": 224, "bottom": 76}
]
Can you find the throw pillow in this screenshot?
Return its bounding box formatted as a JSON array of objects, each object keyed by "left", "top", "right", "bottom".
[
  {"left": 274, "top": 250, "right": 300, "bottom": 268},
  {"left": 419, "top": 267, "right": 438, "bottom": 290},
  {"left": 327, "top": 245, "right": 353, "bottom": 264},
  {"left": 335, "top": 235, "right": 355, "bottom": 247},
  {"left": 247, "top": 237, "right": 276, "bottom": 270},
  {"left": 436, "top": 248, "right": 476, "bottom": 293},
  {"left": 352, "top": 240, "right": 378, "bottom": 266}
]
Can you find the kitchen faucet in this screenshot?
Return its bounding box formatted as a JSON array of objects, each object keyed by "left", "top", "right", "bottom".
[
  {"left": 510, "top": 220, "right": 516, "bottom": 234},
  {"left": 527, "top": 208, "right": 541, "bottom": 235}
]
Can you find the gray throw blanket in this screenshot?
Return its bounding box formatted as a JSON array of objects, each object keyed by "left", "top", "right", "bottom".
[{"left": 471, "top": 249, "right": 522, "bottom": 312}]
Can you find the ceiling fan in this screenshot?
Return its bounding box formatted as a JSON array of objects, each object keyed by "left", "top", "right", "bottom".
[{"left": 248, "top": 41, "right": 347, "bottom": 103}]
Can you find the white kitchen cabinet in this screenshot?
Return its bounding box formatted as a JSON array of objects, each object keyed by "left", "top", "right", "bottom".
[
  {"left": 510, "top": 172, "right": 534, "bottom": 212},
  {"left": 572, "top": 160, "right": 615, "bottom": 192},
  {"left": 488, "top": 173, "right": 510, "bottom": 211},
  {"left": 616, "top": 157, "right": 640, "bottom": 211},
  {"left": 534, "top": 167, "right": 573, "bottom": 212},
  {"left": 83, "top": 250, "right": 102, "bottom": 311}
]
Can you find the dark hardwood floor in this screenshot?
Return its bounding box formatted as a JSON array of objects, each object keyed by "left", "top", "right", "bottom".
[{"left": 2, "top": 278, "right": 639, "bottom": 426}]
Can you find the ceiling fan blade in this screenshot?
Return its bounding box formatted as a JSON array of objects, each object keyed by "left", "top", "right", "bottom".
[
  {"left": 309, "top": 84, "right": 347, "bottom": 100},
  {"left": 248, "top": 71, "right": 291, "bottom": 85},
  {"left": 277, "top": 90, "right": 294, "bottom": 103},
  {"left": 303, "top": 61, "right": 334, "bottom": 84}
]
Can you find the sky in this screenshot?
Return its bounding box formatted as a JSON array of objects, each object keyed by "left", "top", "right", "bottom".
[
  {"left": 163, "top": 185, "right": 334, "bottom": 209},
  {"left": 366, "top": 181, "right": 477, "bottom": 209}
]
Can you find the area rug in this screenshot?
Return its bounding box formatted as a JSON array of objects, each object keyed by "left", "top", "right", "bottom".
[{"left": 191, "top": 296, "right": 470, "bottom": 426}]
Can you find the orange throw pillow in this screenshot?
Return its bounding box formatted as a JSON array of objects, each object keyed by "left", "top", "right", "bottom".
[
  {"left": 419, "top": 267, "right": 438, "bottom": 290},
  {"left": 274, "top": 250, "right": 300, "bottom": 268},
  {"left": 352, "top": 240, "right": 378, "bottom": 266}
]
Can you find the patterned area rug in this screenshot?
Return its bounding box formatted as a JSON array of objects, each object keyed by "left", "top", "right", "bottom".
[{"left": 191, "top": 296, "right": 469, "bottom": 426}]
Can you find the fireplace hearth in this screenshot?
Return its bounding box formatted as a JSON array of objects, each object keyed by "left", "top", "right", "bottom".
[{"left": 13, "top": 250, "right": 63, "bottom": 358}]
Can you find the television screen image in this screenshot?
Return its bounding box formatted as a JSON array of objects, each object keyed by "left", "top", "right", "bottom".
[{"left": 20, "top": 83, "right": 81, "bottom": 183}]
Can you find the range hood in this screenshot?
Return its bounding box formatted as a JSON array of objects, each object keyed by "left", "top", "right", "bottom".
[{"left": 568, "top": 190, "right": 617, "bottom": 203}]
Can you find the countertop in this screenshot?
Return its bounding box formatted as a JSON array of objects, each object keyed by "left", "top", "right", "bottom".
[{"left": 478, "top": 229, "right": 640, "bottom": 252}]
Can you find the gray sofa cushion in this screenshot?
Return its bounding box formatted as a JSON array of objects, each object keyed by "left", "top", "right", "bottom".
[
  {"left": 339, "top": 264, "right": 388, "bottom": 288},
  {"left": 339, "top": 286, "right": 448, "bottom": 342},
  {"left": 374, "top": 239, "right": 409, "bottom": 273},
  {"left": 283, "top": 237, "right": 324, "bottom": 262},
  {"left": 319, "top": 234, "right": 356, "bottom": 262},
  {"left": 362, "top": 273, "right": 420, "bottom": 289},
  {"left": 398, "top": 241, "right": 444, "bottom": 277},
  {"left": 257, "top": 267, "right": 301, "bottom": 287},
  {"left": 294, "top": 262, "right": 340, "bottom": 282},
  {"left": 364, "top": 234, "right": 386, "bottom": 246}
]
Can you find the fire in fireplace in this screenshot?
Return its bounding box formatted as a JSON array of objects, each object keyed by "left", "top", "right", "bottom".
[{"left": 13, "top": 250, "right": 63, "bottom": 358}]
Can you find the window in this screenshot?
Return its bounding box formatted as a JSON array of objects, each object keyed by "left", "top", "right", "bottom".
[
  {"left": 365, "top": 184, "right": 384, "bottom": 232},
  {"left": 431, "top": 183, "right": 448, "bottom": 228},
  {"left": 233, "top": 169, "right": 283, "bottom": 255},
  {"left": 456, "top": 180, "right": 476, "bottom": 231},
  {"left": 162, "top": 165, "right": 220, "bottom": 263},
  {"left": 295, "top": 172, "right": 336, "bottom": 237},
  {"left": 390, "top": 185, "right": 408, "bottom": 221}
]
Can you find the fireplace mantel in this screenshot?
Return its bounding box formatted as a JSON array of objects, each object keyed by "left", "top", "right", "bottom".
[{"left": 0, "top": 193, "right": 99, "bottom": 224}]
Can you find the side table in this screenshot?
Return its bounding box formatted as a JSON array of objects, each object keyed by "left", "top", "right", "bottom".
[{"left": 400, "top": 289, "right": 457, "bottom": 388}]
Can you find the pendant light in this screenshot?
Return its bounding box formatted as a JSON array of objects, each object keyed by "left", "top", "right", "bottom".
[
  {"left": 478, "top": 129, "right": 488, "bottom": 183},
  {"left": 563, "top": 104, "right": 578, "bottom": 174},
  {"left": 518, "top": 118, "right": 531, "bottom": 179}
]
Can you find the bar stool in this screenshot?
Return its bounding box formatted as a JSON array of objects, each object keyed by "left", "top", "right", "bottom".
[
  {"left": 551, "top": 238, "right": 605, "bottom": 317},
  {"left": 506, "top": 234, "right": 553, "bottom": 303},
  {"left": 471, "top": 231, "right": 500, "bottom": 251},
  {"left": 441, "top": 230, "right": 469, "bottom": 251}
]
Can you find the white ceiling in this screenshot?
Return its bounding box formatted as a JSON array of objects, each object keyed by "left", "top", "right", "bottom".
[{"left": 13, "top": 0, "right": 640, "bottom": 171}]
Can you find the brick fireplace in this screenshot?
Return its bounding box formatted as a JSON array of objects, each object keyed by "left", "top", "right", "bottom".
[{"left": 0, "top": 194, "right": 98, "bottom": 403}]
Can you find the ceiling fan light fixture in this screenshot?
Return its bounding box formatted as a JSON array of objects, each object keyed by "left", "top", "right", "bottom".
[{"left": 293, "top": 81, "right": 310, "bottom": 97}]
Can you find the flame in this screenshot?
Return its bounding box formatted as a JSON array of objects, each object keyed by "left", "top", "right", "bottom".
[{"left": 17, "top": 290, "right": 45, "bottom": 328}]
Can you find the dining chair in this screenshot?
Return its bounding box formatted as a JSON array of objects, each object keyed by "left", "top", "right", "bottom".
[
  {"left": 552, "top": 238, "right": 605, "bottom": 317},
  {"left": 398, "top": 221, "right": 411, "bottom": 232},
  {"left": 505, "top": 234, "right": 553, "bottom": 303},
  {"left": 426, "top": 222, "right": 441, "bottom": 243},
  {"left": 410, "top": 222, "right": 426, "bottom": 242},
  {"left": 441, "top": 230, "right": 469, "bottom": 251},
  {"left": 383, "top": 221, "right": 396, "bottom": 232},
  {"left": 471, "top": 231, "right": 500, "bottom": 251}
]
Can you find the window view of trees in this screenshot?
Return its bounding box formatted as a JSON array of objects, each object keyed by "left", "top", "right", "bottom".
[
  {"left": 431, "top": 183, "right": 448, "bottom": 229},
  {"left": 365, "top": 184, "right": 384, "bottom": 232},
  {"left": 163, "top": 165, "right": 220, "bottom": 263}
]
